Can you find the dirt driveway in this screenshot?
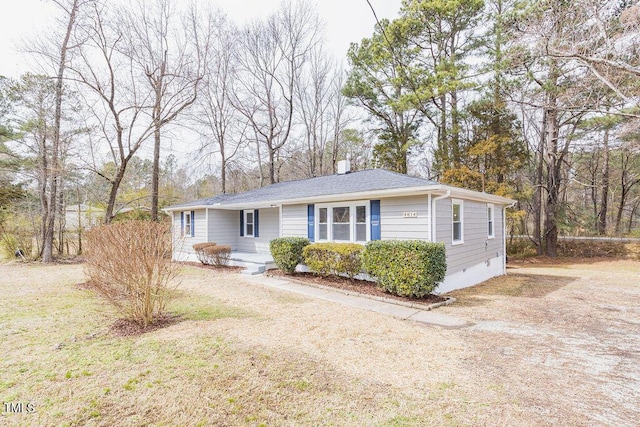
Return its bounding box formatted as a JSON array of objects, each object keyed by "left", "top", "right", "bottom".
[
  {"left": 440, "top": 260, "right": 640, "bottom": 426},
  {"left": 1, "top": 259, "right": 638, "bottom": 426}
]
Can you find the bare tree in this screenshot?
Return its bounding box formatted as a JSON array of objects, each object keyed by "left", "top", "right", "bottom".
[
  {"left": 22, "top": 0, "right": 86, "bottom": 262},
  {"left": 294, "top": 48, "right": 351, "bottom": 177},
  {"left": 70, "top": 1, "right": 156, "bottom": 223},
  {"left": 295, "top": 45, "right": 334, "bottom": 177},
  {"left": 233, "top": 0, "right": 321, "bottom": 184},
  {"left": 509, "top": 0, "right": 607, "bottom": 256},
  {"left": 546, "top": 1, "right": 640, "bottom": 114},
  {"left": 120, "top": 0, "right": 204, "bottom": 220},
  {"left": 191, "top": 10, "right": 246, "bottom": 193}
]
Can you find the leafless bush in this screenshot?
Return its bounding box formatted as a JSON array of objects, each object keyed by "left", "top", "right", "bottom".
[
  {"left": 85, "top": 220, "right": 180, "bottom": 327},
  {"left": 196, "top": 244, "right": 231, "bottom": 267},
  {"left": 193, "top": 242, "right": 216, "bottom": 264}
]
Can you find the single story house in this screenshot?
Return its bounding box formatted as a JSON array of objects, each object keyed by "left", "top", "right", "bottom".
[{"left": 165, "top": 163, "right": 515, "bottom": 293}]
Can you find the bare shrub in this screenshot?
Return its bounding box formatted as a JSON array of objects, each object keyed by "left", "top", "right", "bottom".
[
  {"left": 85, "top": 220, "right": 180, "bottom": 327},
  {"left": 193, "top": 242, "right": 216, "bottom": 264},
  {"left": 202, "top": 245, "right": 231, "bottom": 267}
]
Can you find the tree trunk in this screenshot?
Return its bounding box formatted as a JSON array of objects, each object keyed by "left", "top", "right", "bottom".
[
  {"left": 151, "top": 116, "right": 161, "bottom": 221},
  {"left": 268, "top": 146, "right": 277, "bottom": 184},
  {"left": 451, "top": 90, "right": 460, "bottom": 167},
  {"left": 42, "top": 0, "right": 79, "bottom": 263},
  {"left": 105, "top": 165, "right": 127, "bottom": 223},
  {"left": 532, "top": 109, "right": 546, "bottom": 255},
  {"left": 543, "top": 96, "right": 560, "bottom": 257},
  {"left": 597, "top": 128, "right": 609, "bottom": 235},
  {"left": 220, "top": 156, "right": 227, "bottom": 194},
  {"left": 438, "top": 94, "right": 448, "bottom": 170}
]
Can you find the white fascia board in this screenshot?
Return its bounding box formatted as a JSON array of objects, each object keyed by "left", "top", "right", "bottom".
[
  {"left": 439, "top": 185, "right": 516, "bottom": 205},
  {"left": 162, "top": 184, "right": 515, "bottom": 212},
  {"left": 215, "top": 185, "right": 443, "bottom": 209}
]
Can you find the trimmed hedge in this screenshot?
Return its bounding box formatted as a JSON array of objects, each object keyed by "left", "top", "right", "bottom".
[
  {"left": 193, "top": 242, "right": 217, "bottom": 265},
  {"left": 302, "top": 242, "right": 364, "bottom": 279},
  {"left": 269, "top": 237, "right": 310, "bottom": 274},
  {"left": 362, "top": 240, "right": 446, "bottom": 297},
  {"left": 201, "top": 244, "right": 231, "bottom": 266}
]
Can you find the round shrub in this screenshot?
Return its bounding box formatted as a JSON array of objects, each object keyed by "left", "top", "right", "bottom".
[
  {"left": 202, "top": 244, "right": 231, "bottom": 266},
  {"left": 362, "top": 240, "right": 446, "bottom": 297},
  {"left": 303, "top": 242, "right": 363, "bottom": 279},
  {"left": 193, "top": 242, "right": 217, "bottom": 265},
  {"left": 269, "top": 237, "right": 309, "bottom": 274}
]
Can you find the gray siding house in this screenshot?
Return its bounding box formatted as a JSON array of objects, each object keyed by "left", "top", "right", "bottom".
[{"left": 165, "top": 166, "right": 514, "bottom": 293}]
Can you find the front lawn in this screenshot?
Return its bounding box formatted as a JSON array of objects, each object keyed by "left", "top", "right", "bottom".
[{"left": 1, "top": 261, "right": 638, "bottom": 426}]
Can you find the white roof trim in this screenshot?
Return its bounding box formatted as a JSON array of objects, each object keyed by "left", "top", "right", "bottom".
[{"left": 163, "top": 185, "right": 515, "bottom": 211}]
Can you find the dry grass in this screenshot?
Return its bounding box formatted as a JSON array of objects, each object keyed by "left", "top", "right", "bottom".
[
  {"left": 1, "top": 261, "right": 639, "bottom": 426},
  {"left": 448, "top": 272, "right": 576, "bottom": 306}
]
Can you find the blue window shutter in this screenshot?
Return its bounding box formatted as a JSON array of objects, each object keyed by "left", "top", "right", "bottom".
[
  {"left": 307, "top": 204, "right": 315, "bottom": 242},
  {"left": 254, "top": 209, "right": 259, "bottom": 238},
  {"left": 370, "top": 200, "right": 380, "bottom": 240},
  {"left": 180, "top": 212, "right": 184, "bottom": 236},
  {"left": 240, "top": 210, "right": 244, "bottom": 236},
  {"left": 191, "top": 211, "right": 195, "bottom": 236}
]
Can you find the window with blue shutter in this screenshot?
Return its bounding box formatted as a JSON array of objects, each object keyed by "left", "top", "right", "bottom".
[
  {"left": 254, "top": 209, "right": 259, "bottom": 238},
  {"left": 307, "top": 204, "right": 315, "bottom": 242},
  {"left": 370, "top": 200, "right": 380, "bottom": 240},
  {"left": 240, "top": 210, "right": 244, "bottom": 236},
  {"left": 180, "top": 212, "right": 184, "bottom": 237},
  {"left": 190, "top": 210, "right": 195, "bottom": 237}
]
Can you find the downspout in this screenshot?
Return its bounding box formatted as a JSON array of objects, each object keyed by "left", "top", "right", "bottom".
[
  {"left": 427, "top": 194, "right": 432, "bottom": 241},
  {"left": 431, "top": 190, "right": 451, "bottom": 242}
]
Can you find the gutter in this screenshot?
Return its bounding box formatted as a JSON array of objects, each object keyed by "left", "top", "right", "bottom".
[
  {"left": 431, "top": 190, "right": 451, "bottom": 242},
  {"left": 163, "top": 184, "right": 515, "bottom": 213}
]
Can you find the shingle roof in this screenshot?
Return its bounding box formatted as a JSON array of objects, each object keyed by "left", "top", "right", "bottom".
[
  {"left": 166, "top": 169, "right": 437, "bottom": 209},
  {"left": 167, "top": 193, "right": 234, "bottom": 209}
]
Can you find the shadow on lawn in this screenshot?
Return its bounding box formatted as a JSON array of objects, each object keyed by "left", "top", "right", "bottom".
[{"left": 448, "top": 273, "right": 577, "bottom": 307}]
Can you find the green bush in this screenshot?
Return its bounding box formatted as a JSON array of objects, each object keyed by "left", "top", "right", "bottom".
[
  {"left": 362, "top": 240, "right": 446, "bottom": 297},
  {"left": 269, "top": 237, "right": 309, "bottom": 274},
  {"left": 302, "top": 242, "right": 364, "bottom": 279},
  {"left": 202, "top": 244, "right": 231, "bottom": 267}
]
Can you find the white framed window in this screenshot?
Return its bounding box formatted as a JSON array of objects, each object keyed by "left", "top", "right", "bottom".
[
  {"left": 244, "top": 210, "right": 254, "bottom": 237},
  {"left": 332, "top": 206, "right": 351, "bottom": 241},
  {"left": 318, "top": 207, "right": 328, "bottom": 240},
  {"left": 356, "top": 205, "right": 367, "bottom": 242},
  {"left": 487, "top": 203, "right": 495, "bottom": 239},
  {"left": 316, "top": 201, "right": 369, "bottom": 243},
  {"left": 452, "top": 199, "right": 463, "bottom": 245},
  {"left": 183, "top": 211, "right": 192, "bottom": 237}
]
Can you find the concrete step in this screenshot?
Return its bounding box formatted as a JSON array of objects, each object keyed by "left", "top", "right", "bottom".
[{"left": 241, "top": 265, "right": 266, "bottom": 275}]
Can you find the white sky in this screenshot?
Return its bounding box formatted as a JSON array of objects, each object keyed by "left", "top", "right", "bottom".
[{"left": 0, "top": 0, "right": 402, "bottom": 78}]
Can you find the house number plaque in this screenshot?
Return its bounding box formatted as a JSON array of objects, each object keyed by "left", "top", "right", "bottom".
[{"left": 402, "top": 211, "right": 418, "bottom": 218}]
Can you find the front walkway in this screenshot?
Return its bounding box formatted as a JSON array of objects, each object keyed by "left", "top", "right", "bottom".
[
  {"left": 243, "top": 274, "right": 468, "bottom": 328},
  {"left": 229, "top": 251, "right": 274, "bottom": 265}
]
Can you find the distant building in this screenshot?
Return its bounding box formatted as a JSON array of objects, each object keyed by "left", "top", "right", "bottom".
[{"left": 64, "top": 204, "right": 104, "bottom": 230}]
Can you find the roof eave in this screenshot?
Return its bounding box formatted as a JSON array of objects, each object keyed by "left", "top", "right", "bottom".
[
  {"left": 162, "top": 184, "right": 516, "bottom": 212},
  {"left": 211, "top": 185, "right": 444, "bottom": 209}
]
